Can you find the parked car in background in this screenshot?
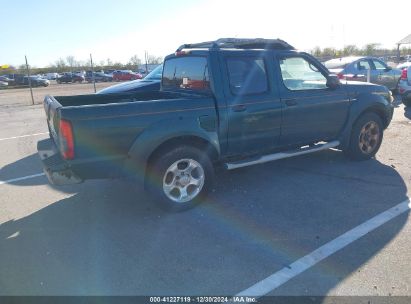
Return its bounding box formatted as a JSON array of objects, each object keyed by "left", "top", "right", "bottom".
[
  {"left": 73, "top": 71, "right": 86, "bottom": 77},
  {"left": 398, "top": 66, "right": 411, "bottom": 106},
  {"left": 45, "top": 73, "right": 59, "bottom": 80},
  {"left": 112, "top": 70, "right": 142, "bottom": 81},
  {"left": 397, "top": 61, "right": 411, "bottom": 70},
  {"left": 22, "top": 76, "right": 50, "bottom": 87},
  {"left": 57, "top": 73, "right": 84, "bottom": 84},
  {"left": 85, "top": 72, "right": 113, "bottom": 83},
  {"left": 324, "top": 56, "right": 402, "bottom": 91},
  {"left": 0, "top": 75, "right": 14, "bottom": 85},
  {"left": 104, "top": 69, "right": 116, "bottom": 76},
  {"left": 98, "top": 64, "right": 162, "bottom": 94},
  {"left": 0, "top": 81, "right": 8, "bottom": 88}
]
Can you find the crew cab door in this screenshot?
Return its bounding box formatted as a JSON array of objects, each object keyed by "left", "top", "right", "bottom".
[
  {"left": 221, "top": 52, "right": 282, "bottom": 156},
  {"left": 276, "top": 53, "right": 350, "bottom": 146}
]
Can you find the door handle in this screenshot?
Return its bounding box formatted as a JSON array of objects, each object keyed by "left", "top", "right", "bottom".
[
  {"left": 284, "top": 98, "right": 297, "bottom": 106},
  {"left": 232, "top": 104, "right": 247, "bottom": 112}
]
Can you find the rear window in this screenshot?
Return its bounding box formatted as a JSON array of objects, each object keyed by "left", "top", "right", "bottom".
[{"left": 162, "top": 56, "right": 210, "bottom": 91}]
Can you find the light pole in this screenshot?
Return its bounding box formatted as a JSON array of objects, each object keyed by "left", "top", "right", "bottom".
[{"left": 25, "top": 55, "right": 34, "bottom": 105}]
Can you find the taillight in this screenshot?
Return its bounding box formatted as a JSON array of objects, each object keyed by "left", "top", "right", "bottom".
[
  {"left": 337, "top": 73, "right": 344, "bottom": 80},
  {"left": 401, "top": 68, "right": 408, "bottom": 80},
  {"left": 59, "top": 119, "right": 74, "bottom": 159}
]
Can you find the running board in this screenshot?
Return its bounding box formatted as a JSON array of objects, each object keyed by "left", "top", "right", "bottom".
[{"left": 225, "top": 140, "right": 340, "bottom": 170}]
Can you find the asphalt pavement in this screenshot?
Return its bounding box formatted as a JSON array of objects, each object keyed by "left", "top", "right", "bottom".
[{"left": 0, "top": 92, "right": 410, "bottom": 298}]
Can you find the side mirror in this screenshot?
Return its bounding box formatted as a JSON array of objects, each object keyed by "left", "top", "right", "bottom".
[{"left": 327, "top": 74, "right": 340, "bottom": 89}]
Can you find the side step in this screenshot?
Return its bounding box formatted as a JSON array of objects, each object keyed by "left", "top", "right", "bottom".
[{"left": 225, "top": 140, "right": 340, "bottom": 170}]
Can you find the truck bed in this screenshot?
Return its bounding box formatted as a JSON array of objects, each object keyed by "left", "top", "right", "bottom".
[
  {"left": 53, "top": 91, "right": 185, "bottom": 107},
  {"left": 43, "top": 90, "right": 218, "bottom": 180}
]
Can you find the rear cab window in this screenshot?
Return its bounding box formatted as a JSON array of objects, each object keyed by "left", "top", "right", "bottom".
[{"left": 162, "top": 56, "right": 210, "bottom": 92}]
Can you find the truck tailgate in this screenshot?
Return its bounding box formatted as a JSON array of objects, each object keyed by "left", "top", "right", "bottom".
[{"left": 43, "top": 95, "right": 62, "bottom": 145}]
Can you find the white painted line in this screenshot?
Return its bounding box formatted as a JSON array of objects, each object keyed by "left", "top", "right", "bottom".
[
  {"left": 0, "top": 172, "right": 46, "bottom": 185},
  {"left": 0, "top": 132, "right": 49, "bottom": 141},
  {"left": 237, "top": 198, "right": 411, "bottom": 297}
]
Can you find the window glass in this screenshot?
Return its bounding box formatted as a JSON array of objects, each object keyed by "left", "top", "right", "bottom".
[
  {"left": 162, "top": 57, "right": 210, "bottom": 91},
  {"left": 279, "top": 57, "right": 327, "bottom": 90},
  {"left": 357, "top": 60, "right": 371, "bottom": 71},
  {"left": 226, "top": 57, "right": 268, "bottom": 95},
  {"left": 145, "top": 65, "right": 163, "bottom": 80},
  {"left": 372, "top": 60, "right": 387, "bottom": 70}
]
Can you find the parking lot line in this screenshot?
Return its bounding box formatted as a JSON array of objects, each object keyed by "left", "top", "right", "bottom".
[
  {"left": 236, "top": 198, "right": 410, "bottom": 297},
  {"left": 0, "top": 172, "right": 45, "bottom": 185},
  {"left": 0, "top": 132, "right": 49, "bottom": 141}
]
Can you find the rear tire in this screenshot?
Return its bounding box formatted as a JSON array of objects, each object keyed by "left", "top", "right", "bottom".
[
  {"left": 344, "top": 112, "right": 383, "bottom": 161},
  {"left": 147, "top": 146, "right": 214, "bottom": 211}
]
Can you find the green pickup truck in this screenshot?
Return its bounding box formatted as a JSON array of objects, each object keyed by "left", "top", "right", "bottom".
[{"left": 38, "top": 38, "right": 394, "bottom": 210}]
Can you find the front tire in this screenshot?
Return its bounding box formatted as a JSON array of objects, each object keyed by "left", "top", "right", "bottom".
[
  {"left": 147, "top": 146, "right": 214, "bottom": 211},
  {"left": 344, "top": 112, "right": 384, "bottom": 161}
]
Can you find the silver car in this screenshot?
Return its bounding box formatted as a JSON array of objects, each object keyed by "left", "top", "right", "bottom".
[
  {"left": 398, "top": 65, "right": 411, "bottom": 106},
  {"left": 324, "top": 56, "right": 402, "bottom": 91}
]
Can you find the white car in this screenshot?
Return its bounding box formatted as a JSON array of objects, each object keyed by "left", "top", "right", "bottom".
[
  {"left": 0, "top": 81, "right": 8, "bottom": 87},
  {"left": 397, "top": 61, "right": 411, "bottom": 70}
]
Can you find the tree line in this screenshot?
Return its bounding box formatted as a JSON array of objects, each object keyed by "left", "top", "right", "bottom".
[
  {"left": 311, "top": 43, "right": 411, "bottom": 60},
  {"left": 3, "top": 54, "right": 163, "bottom": 75}
]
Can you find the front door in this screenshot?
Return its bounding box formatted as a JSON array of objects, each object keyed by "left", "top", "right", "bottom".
[
  {"left": 276, "top": 54, "right": 350, "bottom": 146},
  {"left": 370, "top": 58, "right": 397, "bottom": 90}
]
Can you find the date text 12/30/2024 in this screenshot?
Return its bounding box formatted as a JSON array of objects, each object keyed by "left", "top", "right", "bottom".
[{"left": 149, "top": 296, "right": 257, "bottom": 303}]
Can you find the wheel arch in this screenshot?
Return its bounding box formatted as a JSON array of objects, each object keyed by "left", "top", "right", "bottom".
[
  {"left": 126, "top": 118, "right": 220, "bottom": 185},
  {"left": 339, "top": 98, "right": 392, "bottom": 150},
  {"left": 143, "top": 135, "right": 219, "bottom": 189}
]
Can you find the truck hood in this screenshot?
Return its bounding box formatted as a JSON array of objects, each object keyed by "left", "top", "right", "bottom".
[
  {"left": 341, "top": 80, "right": 387, "bottom": 92},
  {"left": 341, "top": 80, "right": 392, "bottom": 102}
]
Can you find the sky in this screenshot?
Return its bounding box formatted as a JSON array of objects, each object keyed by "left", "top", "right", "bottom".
[{"left": 1, "top": 0, "right": 411, "bottom": 68}]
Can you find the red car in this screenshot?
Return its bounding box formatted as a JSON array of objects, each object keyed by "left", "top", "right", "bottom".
[{"left": 112, "top": 70, "right": 142, "bottom": 81}]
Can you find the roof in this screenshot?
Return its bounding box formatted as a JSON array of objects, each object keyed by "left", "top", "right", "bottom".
[
  {"left": 398, "top": 34, "right": 411, "bottom": 45},
  {"left": 176, "top": 38, "right": 295, "bottom": 52},
  {"left": 324, "top": 56, "right": 363, "bottom": 68}
]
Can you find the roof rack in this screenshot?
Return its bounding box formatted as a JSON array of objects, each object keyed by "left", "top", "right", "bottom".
[{"left": 176, "top": 38, "right": 295, "bottom": 52}]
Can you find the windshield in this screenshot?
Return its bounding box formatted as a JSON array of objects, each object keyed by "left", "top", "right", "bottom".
[{"left": 144, "top": 65, "right": 163, "bottom": 80}]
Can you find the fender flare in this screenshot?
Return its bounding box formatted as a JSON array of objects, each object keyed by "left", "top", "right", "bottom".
[
  {"left": 125, "top": 117, "right": 220, "bottom": 182},
  {"left": 338, "top": 93, "right": 393, "bottom": 150}
]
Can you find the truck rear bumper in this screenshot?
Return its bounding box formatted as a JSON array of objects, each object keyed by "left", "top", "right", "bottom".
[{"left": 37, "top": 138, "right": 82, "bottom": 185}]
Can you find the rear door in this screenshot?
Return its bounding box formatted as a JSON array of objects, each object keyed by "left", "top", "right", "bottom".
[
  {"left": 355, "top": 59, "right": 373, "bottom": 82},
  {"left": 276, "top": 53, "right": 350, "bottom": 146},
  {"left": 220, "top": 51, "right": 283, "bottom": 156}
]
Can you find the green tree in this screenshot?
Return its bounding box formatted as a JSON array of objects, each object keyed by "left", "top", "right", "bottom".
[
  {"left": 312, "top": 46, "right": 322, "bottom": 57},
  {"left": 322, "top": 47, "right": 337, "bottom": 57},
  {"left": 363, "top": 43, "right": 380, "bottom": 56},
  {"left": 146, "top": 54, "right": 163, "bottom": 65},
  {"left": 55, "top": 58, "right": 67, "bottom": 72},
  {"left": 129, "top": 55, "right": 141, "bottom": 68},
  {"left": 342, "top": 45, "right": 359, "bottom": 56},
  {"left": 66, "top": 56, "right": 76, "bottom": 72}
]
